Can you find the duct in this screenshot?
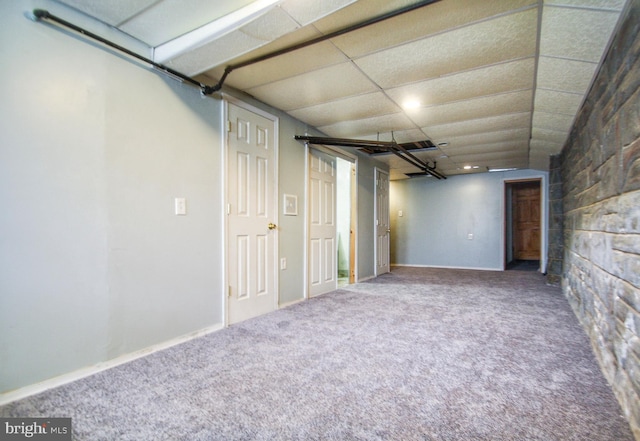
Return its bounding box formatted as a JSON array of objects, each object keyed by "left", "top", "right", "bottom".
[{"left": 295, "top": 135, "right": 446, "bottom": 180}]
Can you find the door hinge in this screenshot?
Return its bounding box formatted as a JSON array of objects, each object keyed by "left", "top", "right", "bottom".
[
  {"left": 228, "top": 286, "right": 232, "bottom": 297},
  {"left": 227, "top": 204, "right": 231, "bottom": 215},
  {"left": 226, "top": 120, "right": 232, "bottom": 132}
]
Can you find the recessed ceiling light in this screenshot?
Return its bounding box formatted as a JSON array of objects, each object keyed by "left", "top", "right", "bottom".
[
  {"left": 488, "top": 167, "right": 518, "bottom": 172},
  {"left": 463, "top": 165, "right": 472, "bottom": 170},
  {"left": 472, "top": 165, "right": 479, "bottom": 169},
  {"left": 402, "top": 99, "right": 421, "bottom": 110}
]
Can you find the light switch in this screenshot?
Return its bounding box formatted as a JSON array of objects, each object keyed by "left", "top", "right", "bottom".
[
  {"left": 175, "top": 198, "right": 186, "bottom": 215},
  {"left": 467, "top": 233, "right": 474, "bottom": 240},
  {"left": 398, "top": 210, "right": 403, "bottom": 217}
]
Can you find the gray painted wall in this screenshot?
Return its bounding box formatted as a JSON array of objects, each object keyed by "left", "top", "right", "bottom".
[
  {"left": 0, "top": 0, "right": 386, "bottom": 394},
  {"left": 390, "top": 169, "right": 548, "bottom": 271}
]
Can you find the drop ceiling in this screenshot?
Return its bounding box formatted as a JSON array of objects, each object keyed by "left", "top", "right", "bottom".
[{"left": 53, "top": 0, "right": 628, "bottom": 179}]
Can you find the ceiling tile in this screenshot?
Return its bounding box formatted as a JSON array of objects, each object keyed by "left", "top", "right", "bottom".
[
  {"left": 288, "top": 92, "right": 400, "bottom": 128},
  {"left": 534, "top": 89, "right": 584, "bottom": 115},
  {"left": 443, "top": 140, "right": 530, "bottom": 156},
  {"left": 532, "top": 127, "right": 569, "bottom": 144},
  {"left": 280, "top": 0, "right": 358, "bottom": 26},
  {"left": 412, "top": 90, "right": 533, "bottom": 128},
  {"left": 537, "top": 56, "right": 598, "bottom": 94},
  {"left": 442, "top": 128, "right": 531, "bottom": 150},
  {"left": 532, "top": 111, "right": 575, "bottom": 132},
  {"left": 543, "top": 0, "right": 626, "bottom": 10},
  {"left": 426, "top": 112, "right": 531, "bottom": 139},
  {"left": 386, "top": 58, "right": 535, "bottom": 108},
  {"left": 56, "top": 0, "right": 158, "bottom": 27},
  {"left": 209, "top": 41, "right": 348, "bottom": 90},
  {"left": 539, "top": 6, "right": 622, "bottom": 62},
  {"left": 119, "top": 0, "right": 257, "bottom": 46},
  {"left": 246, "top": 63, "right": 378, "bottom": 111},
  {"left": 353, "top": 9, "right": 537, "bottom": 88},
  {"left": 163, "top": 7, "right": 300, "bottom": 76},
  {"left": 318, "top": 113, "right": 415, "bottom": 138},
  {"left": 319, "top": 0, "right": 536, "bottom": 58}
]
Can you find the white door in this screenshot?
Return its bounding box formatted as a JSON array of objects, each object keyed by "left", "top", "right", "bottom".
[
  {"left": 375, "top": 168, "right": 390, "bottom": 275},
  {"left": 308, "top": 148, "right": 337, "bottom": 297},
  {"left": 227, "top": 102, "right": 278, "bottom": 324}
]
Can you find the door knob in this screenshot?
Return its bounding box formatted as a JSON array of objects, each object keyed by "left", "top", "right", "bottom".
[{"left": 268, "top": 223, "right": 277, "bottom": 230}]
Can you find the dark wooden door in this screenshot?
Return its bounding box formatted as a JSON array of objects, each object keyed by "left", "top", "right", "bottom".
[{"left": 513, "top": 182, "right": 540, "bottom": 260}]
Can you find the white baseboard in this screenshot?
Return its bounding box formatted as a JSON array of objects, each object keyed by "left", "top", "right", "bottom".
[
  {"left": 391, "top": 263, "right": 503, "bottom": 271},
  {"left": 278, "top": 298, "right": 305, "bottom": 309},
  {"left": 358, "top": 275, "right": 377, "bottom": 282},
  {"left": 0, "top": 323, "right": 225, "bottom": 406}
]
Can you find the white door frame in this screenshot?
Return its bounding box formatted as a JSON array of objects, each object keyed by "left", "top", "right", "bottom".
[{"left": 222, "top": 95, "right": 279, "bottom": 326}]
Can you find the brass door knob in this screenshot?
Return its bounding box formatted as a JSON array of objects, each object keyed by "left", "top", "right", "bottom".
[{"left": 268, "top": 223, "right": 277, "bottom": 230}]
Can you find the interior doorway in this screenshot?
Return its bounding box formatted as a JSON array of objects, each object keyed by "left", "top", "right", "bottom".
[
  {"left": 505, "top": 179, "right": 542, "bottom": 271},
  {"left": 307, "top": 147, "right": 356, "bottom": 297}
]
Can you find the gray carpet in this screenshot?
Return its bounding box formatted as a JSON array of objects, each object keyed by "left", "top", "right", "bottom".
[{"left": 1, "top": 267, "right": 634, "bottom": 440}]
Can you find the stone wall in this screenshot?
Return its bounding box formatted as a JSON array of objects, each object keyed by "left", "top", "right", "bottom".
[
  {"left": 547, "top": 155, "right": 563, "bottom": 285},
  {"left": 558, "top": 0, "right": 639, "bottom": 437}
]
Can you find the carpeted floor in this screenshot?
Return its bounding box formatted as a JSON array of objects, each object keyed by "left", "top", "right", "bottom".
[{"left": 1, "top": 267, "right": 634, "bottom": 440}]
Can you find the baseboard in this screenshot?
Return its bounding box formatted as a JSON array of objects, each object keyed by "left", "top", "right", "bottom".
[
  {"left": 279, "top": 298, "right": 305, "bottom": 309},
  {"left": 0, "top": 323, "right": 225, "bottom": 406},
  {"left": 358, "top": 275, "right": 377, "bottom": 282},
  {"left": 391, "top": 263, "right": 503, "bottom": 271}
]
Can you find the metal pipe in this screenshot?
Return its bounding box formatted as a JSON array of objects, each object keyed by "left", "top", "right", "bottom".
[
  {"left": 31, "top": 9, "right": 216, "bottom": 96},
  {"left": 296, "top": 135, "right": 445, "bottom": 179},
  {"left": 209, "top": 0, "right": 442, "bottom": 93}
]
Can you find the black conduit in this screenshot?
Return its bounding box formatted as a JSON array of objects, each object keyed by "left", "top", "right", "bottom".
[
  {"left": 31, "top": 9, "right": 214, "bottom": 95},
  {"left": 31, "top": 0, "right": 442, "bottom": 95}
]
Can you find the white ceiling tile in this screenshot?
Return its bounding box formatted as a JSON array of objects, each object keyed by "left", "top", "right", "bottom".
[
  {"left": 211, "top": 41, "right": 348, "bottom": 90},
  {"left": 56, "top": 0, "right": 158, "bottom": 27},
  {"left": 537, "top": 57, "right": 598, "bottom": 94},
  {"left": 443, "top": 129, "right": 531, "bottom": 150},
  {"left": 120, "top": 0, "right": 258, "bottom": 46},
  {"left": 246, "top": 63, "right": 378, "bottom": 111},
  {"left": 163, "top": 7, "right": 300, "bottom": 76},
  {"left": 426, "top": 112, "right": 531, "bottom": 139},
  {"left": 534, "top": 89, "right": 584, "bottom": 115},
  {"left": 387, "top": 58, "right": 535, "bottom": 108},
  {"left": 288, "top": 92, "right": 400, "bottom": 128},
  {"left": 443, "top": 140, "right": 530, "bottom": 156},
  {"left": 539, "top": 6, "right": 622, "bottom": 62},
  {"left": 532, "top": 111, "right": 575, "bottom": 132},
  {"left": 530, "top": 139, "right": 564, "bottom": 153},
  {"left": 280, "top": 0, "right": 357, "bottom": 26},
  {"left": 318, "top": 113, "right": 416, "bottom": 138},
  {"left": 543, "top": 0, "right": 626, "bottom": 11},
  {"left": 321, "top": 0, "right": 536, "bottom": 58},
  {"left": 354, "top": 9, "right": 538, "bottom": 88},
  {"left": 532, "top": 128, "right": 569, "bottom": 144},
  {"left": 412, "top": 90, "right": 534, "bottom": 127}
]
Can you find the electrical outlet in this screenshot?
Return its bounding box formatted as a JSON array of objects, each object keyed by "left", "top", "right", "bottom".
[
  {"left": 175, "top": 198, "right": 186, "bottom": 215},
  {"left": 467, "top": 233, "right": 474, "bottom": 240}
]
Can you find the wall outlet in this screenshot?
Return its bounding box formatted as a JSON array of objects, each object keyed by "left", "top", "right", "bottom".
[
  {"left": 175, "top": 198, "right": 186, "bottom": 215},
  {"left": 467, "top": 233, "right": 474, "bottom": 240}
]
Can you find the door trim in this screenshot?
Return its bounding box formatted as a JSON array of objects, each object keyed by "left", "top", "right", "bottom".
[
  {"left": 374, "top": 167, "right": 390, "bottom": 276},
  {"left": 222, "top": 95, "right": 279, "bottom": 326},
  {"left": 503, "top": 177, "right": 546, "bottom": 272}
]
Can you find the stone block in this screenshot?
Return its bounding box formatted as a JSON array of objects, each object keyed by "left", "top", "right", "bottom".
[
  {"left": 616, "top": 279, "right": 640, "bottom": 315},
  {"left": 614, "top": 234, "right": 640, "bottom": 254},
  {"left": 612, "top": 249, "right": 640, "bottom": 289},
  {"left": 592, "top": 264, "right": 616, "bottom": 311},
  {"left": 615, "top": 190, "right": 640, "bottom": 233},
  {"left": 620, "top": 88, "right": 640, "bottom": 149},
  {"left": 597, "top": 155, "right": 622, "bottom": 201},
  {"left": 622, "top": 138, "right": 640, "bottom": 192}
]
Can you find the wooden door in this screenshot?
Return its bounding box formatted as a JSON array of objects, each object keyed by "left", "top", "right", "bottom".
[
  {"left": 513, "top": 182, "right": 541, "bottom": 260},
  {"left": 227, "top": 102, "right": 277, "bottom": 324}
]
